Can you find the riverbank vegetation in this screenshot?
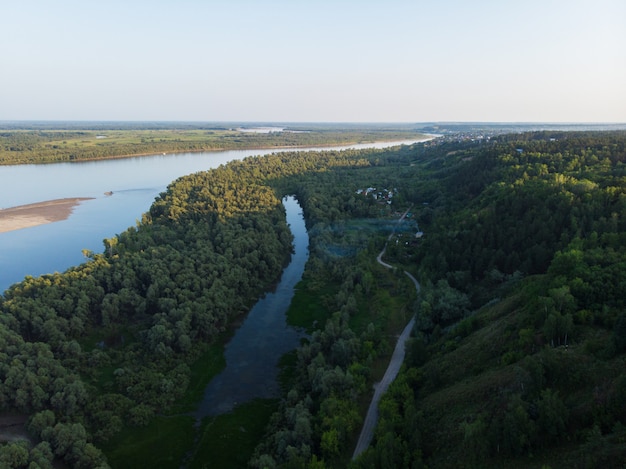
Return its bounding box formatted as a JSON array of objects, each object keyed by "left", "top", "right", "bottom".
[
  {"left": 0, "top": 122, "right": 426, "bottom": 164},
  {"left": 1, "top": 130, "right": 626, "bottom": 467}
]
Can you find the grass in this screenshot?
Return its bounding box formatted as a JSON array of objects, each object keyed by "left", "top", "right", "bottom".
[
  {"left": 350, "top": 264, "right": 412, "bottom": 337},
  {"left": 188, "top": 399, "right": 278, "bottom": 469},
  {"left": 168, "top": 342, "right": 227, "bottom": 414},
  {"left": 1, "top": 126, "right": 430, "bottom": 164},
  {"left": 103, "top": 415, "right": 196, "bottom": 469},
  {"left": 277, "top": 349, "right": 300, "bottom": 391},
  {"left": 100, "top": 324, "right": 235, "bottom": 465},
  {"left": 286, "top": 277, "right": 338, "bottom": 331}
]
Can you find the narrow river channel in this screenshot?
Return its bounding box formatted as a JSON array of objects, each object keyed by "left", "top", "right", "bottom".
[{"left": 193, "top": 195, "right": 309, "bottom": 419}]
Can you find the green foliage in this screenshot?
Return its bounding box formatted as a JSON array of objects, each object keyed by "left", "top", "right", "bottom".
[
  {"left": 404, "top": 131, "right": 626, "bottom": 308},
  {"left": 0, "top": 441, "right": 29, "bottom": 468},
  {"left": 613, "top": 313, "right": 626, "bottom": 353},
  {"left": 536, "top": 389, "right": 568, "bottom": 444},
  {"left": 360, "top": 131, "right": 626, "bottom": 467},
  {"left": 103, "top": 415, "right": 194, "bottom": 469},
  {"left": 3, "top": 130, "right": 626, "bottom": 467},
  {"left": 186, "top": 400, "right": 278, "bottom": 469},
  {"left": 1, "top": 139, "right": 417, "bottom": 467}
]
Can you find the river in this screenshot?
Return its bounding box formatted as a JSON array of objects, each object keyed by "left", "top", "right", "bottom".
[
  {"left": 0, "top": 139, "right": 425, "bottom": 293},
  {"left": 193, "top": 195, "right": 308, "bottom": 418}
]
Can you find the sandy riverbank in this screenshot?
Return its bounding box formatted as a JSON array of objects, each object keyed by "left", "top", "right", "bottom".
[{"left": 0, "top": 198, "right": 93, "bottom": 233}]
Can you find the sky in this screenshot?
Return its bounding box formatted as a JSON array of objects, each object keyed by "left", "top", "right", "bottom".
[{"left": 2, "top": 0, "right": 625, "bottom": 123}]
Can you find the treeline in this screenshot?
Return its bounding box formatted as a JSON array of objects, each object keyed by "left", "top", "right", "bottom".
[
  {"left": 357, "top": 131, "right": 626, "bottom": 468},
  {"left": 0, "top": 126, "right": 426, "bottom": 165},
  {"left": 0, "top": 143, "right": 411, "bottom": 467}
]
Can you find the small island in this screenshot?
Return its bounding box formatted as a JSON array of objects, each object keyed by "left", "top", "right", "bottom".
[{"left": 0, "top": 198, "right": 93, "bottom": 233}]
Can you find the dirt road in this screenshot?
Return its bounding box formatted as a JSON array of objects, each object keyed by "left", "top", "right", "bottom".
[
  {"left": 352, "top": 313, "right": 416, "bottom": 459},
  {"left": 352, "top": 212, "right": 420, "bottom": 460}
]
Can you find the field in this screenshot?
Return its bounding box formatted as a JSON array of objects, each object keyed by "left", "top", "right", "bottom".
[{"left": 0, "top": 122, "right": 428, "bottom": 164}]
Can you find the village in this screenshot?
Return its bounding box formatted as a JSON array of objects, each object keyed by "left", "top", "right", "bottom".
[{"left": 355, "top": 186, "right": 424, "bottom": 247}]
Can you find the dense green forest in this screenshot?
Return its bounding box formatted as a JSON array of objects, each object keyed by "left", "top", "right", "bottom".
[
  {"left": 353, "top": 131, "right": 626, "bottom": 468},
  {"left": 1, "top": 131, "right": 625, "bottom": 468},
  {"left": 0, "top": 122, "right": 426, "bottom": 164}
]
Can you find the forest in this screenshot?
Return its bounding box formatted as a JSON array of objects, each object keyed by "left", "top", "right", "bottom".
[{"left": 0, "top": 130, "right": 625, "bottom": 468}]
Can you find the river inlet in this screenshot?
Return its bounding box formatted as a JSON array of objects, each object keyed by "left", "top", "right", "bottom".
[{"left": 193, "top": 196, "right": 309, "bottom": 419}]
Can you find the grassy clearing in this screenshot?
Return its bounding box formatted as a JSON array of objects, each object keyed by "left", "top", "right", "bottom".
[
  {"left": 350, "top": 268, "right": 411, "bottom": 337},
  {"left": 168, "top": 343, "right": 227, "bottom": 414},
  {"left": 103, "top": 415, "right": 195, "bottom": 469},
  {"left": 189, "top": 399, "right": 278, "bottom": 469},
  {"left": 286, "top": 277, "right": 338, "bottom": 331}
]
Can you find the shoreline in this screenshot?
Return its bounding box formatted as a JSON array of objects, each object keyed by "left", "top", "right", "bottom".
[
  {"left": 0, "top": 136, "right": 434, "bottom": 166},
  {"left": 0, "top": 198, "right": 94, "bottom": 233}
]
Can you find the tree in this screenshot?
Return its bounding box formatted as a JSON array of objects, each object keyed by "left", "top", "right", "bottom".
[
  {"left": 432, "top": 279, "right": 470, "bottom": 325},
  {"left": 536, "top": 389, "right": 569, "bottom": 444},
  {"left": 0, "top": 441, "right": 29, "bottom": 468},
  {"left": 499, "top": 395, "right": 535, "bottom": 456},
  {"left": 460, "top": 417, "right": 489, "bottom": 463},
  {"left": 45, "top": 422, "right": 88, "bottom": 462},
  {"left": 29, "top": 441, "right": 54, "bottom": 469},
  {"left": 320, "top": 428, "right": 340, "bottom": 460},
  {"left": 542, "top": 308, "right": 573, "bottom": 347},
  {"left": 549, "top": 285, "right": 577, "bottom": 314},
  {"left": 28, "top": 410, "right": 56, "bottom": 439},
  {"left": 613, "top": 312, "right": 626, "bottom": 353}
]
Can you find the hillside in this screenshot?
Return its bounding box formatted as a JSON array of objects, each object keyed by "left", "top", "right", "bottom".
[{"left": 353, "top": 131, "right": 626, "bottom": 468}]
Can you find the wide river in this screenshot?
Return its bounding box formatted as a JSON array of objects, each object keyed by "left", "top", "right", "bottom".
[{"left": 0, "top": 139, "right": 424, "bottom": 293}]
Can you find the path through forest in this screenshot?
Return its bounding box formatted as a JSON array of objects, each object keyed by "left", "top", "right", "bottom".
[{"left": 352, "top": 207, "right": 420, "bottom": 459}]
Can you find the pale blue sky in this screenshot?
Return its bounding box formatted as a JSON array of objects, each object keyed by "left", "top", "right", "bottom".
[{"left": 2, "top": 0, "right": 625, "bottom": 122}]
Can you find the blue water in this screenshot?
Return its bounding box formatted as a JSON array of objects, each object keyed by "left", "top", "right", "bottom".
[{"left": 0, "top": 139, "right": 423, "bottom": 293}]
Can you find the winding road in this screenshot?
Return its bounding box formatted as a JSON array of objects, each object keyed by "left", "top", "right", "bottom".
[{"left": 352, "top": 208, "right": 420, "bottom": 460}]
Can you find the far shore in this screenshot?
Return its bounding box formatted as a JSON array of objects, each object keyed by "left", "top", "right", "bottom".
[
  {"left": 1, "top": 136, "right": 434, "bottom": 166},
  {"left": 0, "top": 198, "right": 93, "bottom": 233}
]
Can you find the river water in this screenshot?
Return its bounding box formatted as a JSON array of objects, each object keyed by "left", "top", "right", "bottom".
[
  {"left": 193, "top": 195, "right": 308, "bottom": 418},
  {"left": 0, "top": 139, "right": 424, "bottom": 293}
]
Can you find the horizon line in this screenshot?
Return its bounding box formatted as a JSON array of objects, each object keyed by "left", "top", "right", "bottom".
[{"left": 1, "top": 119, "right": 625, "bottom": 125}]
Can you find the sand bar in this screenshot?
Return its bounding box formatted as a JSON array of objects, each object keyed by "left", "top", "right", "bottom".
[{"left": 0, "top": 198, "right": 94, "bottom": 233}]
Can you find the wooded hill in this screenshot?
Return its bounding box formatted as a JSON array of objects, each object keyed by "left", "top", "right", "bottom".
[
  {"left": 353, "top": 131, "right": 626, "bottom": 468},
  {"left": 0, "top": 131, "right": 625, "bottom": 468}
]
